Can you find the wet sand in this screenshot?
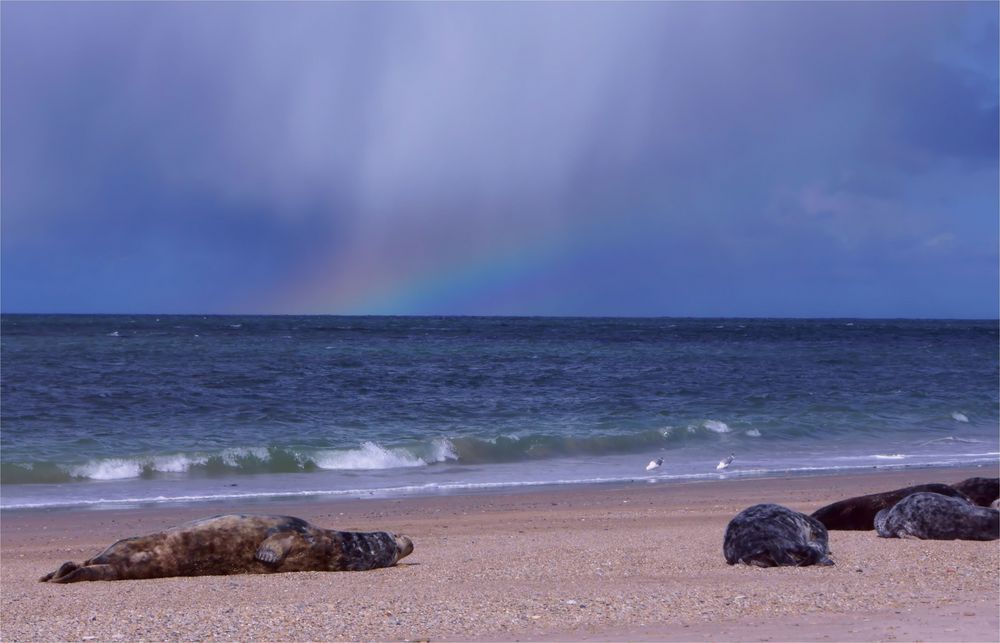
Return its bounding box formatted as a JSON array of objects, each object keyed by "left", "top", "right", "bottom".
[{"left": 2, "top": 466, "right": 998, "bottom": 641}]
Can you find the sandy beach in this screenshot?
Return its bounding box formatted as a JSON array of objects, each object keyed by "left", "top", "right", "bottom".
[{"left": 2, "top": 466, "right": 998, "bottom": 642}]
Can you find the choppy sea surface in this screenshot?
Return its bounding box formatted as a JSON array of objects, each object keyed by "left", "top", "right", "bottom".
[{"left": 1, "top": 315, "right": 997, "bottom": 510}]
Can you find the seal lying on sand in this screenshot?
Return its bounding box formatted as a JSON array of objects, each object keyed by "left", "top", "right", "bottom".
[
  {"left": 875, "top": 492, "right": 999, "bottom": 541},
  {"left": 724, "top": 504, "right": 833, "bottom": 567},
  {"left": 40, "top": 514, "right": 414, "bottom": 583},
  {"left": 810, "top": 483, "right": 971, "bottom": 530},
  {"left": 950, "top": 477, "right": 1000, "bottom": 507}
]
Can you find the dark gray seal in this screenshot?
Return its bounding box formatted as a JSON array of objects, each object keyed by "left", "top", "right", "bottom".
[
  {"left": 724, "top": 504, "right": 833, "bottom": 567},
  {"left": 875, "top": 492, "right": 999, "bottom": 541},
  {"left": 40, "top": 514, "right": 414, "bottom": 583},
  {"left": 950, "top": 477, "right": 1000, "bottom": 507},
  {"left": 810, "top": 483, "right": 971, "bottom": 531}
]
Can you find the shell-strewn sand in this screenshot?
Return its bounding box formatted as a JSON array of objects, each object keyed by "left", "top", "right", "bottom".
[{"left": 2, "top": 467, "right": 998, "bottom": 641}]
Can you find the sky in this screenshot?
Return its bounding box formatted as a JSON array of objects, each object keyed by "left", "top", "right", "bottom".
[{"left": 2, "top": 2, "right": 997, "bottom": 318}]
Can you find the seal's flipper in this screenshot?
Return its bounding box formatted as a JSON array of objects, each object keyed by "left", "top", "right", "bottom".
[
  {"left": 40, "top": 561, "right": 80, "bottom": 582},
  {"left": 48, "top": 564, "right": 117, "bottom": 583},
  {"left": 768, "top": 546, "right": 808, "bottom": 567},
  {"left": 255, "top": 533, "right": 298, "bottom": 564}
]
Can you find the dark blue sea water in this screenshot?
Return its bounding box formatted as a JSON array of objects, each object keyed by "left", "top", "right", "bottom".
[{"left": 1, "top": 316, "right": 997, "bottom": 509}]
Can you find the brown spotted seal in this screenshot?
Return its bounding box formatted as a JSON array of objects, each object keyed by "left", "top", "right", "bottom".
[
  {"left": 40, "top": 514, "right": 414, "bottom": 583},
  {"left": 875, "top": 492, "right": 999, "bottom": 541},
  {"left": 810, "top": 483, "right": 972, "bottom": 530},
  {"left": 723, "top": 504, "right": 833, "bottom": 567}
]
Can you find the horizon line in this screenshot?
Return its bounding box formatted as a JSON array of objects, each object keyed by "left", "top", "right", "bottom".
[{"left": 1, "top": 311, "right": 997, "bottom": 322}]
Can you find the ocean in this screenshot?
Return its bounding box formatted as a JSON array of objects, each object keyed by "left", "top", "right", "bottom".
[{"left": 1, "top": 315, "right": 997, "bottom": 510}]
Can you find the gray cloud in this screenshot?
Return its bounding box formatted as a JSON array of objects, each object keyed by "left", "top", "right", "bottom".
[{"left": 2, "top": 1, "right": 996, "bottom": 315}]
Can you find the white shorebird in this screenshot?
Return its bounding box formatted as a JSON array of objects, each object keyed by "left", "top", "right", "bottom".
[
  {"left": 646, "top": 457, "right": 663, "bottom": 471},
  {"left": 716, "top": 453, "right": 735, "bottom": 470}
]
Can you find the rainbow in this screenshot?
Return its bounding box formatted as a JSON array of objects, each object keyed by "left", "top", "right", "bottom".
[{"left": 271, "top": 215, "right": 628, "bottom": 315}]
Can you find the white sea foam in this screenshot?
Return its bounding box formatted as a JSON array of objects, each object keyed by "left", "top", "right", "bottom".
[
  {"left": 428, "top": 438, "right": 458, "bottom": 462},
  {"left": 69, "top": 454, "right": 211, "bottom": 480},
  {"left": 486, "top": 433, "right": 522, "bottom": 444},
  {"left": 874, "top": 454, "right": 906, "bottom": 460},
  {"left": 951, "top": 412, "right": 969, "bottom": 423},
  {"left": 703, "top": 419, "right": 731, "bottom": 433},
  {"left": 69, "top": 458, "right": 143, "bottom": 480},
  {"left": 61, "top": 443, "right": 457, "bottom": 481},
  {"left": 745, "top": 428, "right": 762, "bottom": 437},
  {"left": 313, "top": 442, "right": 427, "bottom": 470}
]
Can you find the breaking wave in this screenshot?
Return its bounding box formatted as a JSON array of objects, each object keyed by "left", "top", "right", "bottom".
[
  {"left": 702, "top": 419, "right": 731, "bottom": 433},
  {"left": 311, "top": 440, "right": 456, "bottom": 470},
  {"left": 1, "top": 425, "right": 751, "bottom": 484}
]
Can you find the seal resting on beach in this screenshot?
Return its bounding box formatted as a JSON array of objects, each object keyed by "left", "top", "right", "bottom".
[
  {"left": 875, "top": 492, "right": 999, "bottom": 541},
  {"left": 724, "top": 504, "right": 833, "bottom": 567},
  {"left": 950, "top": 477, "right": 1000, "bottom": 507},
  {"left": 40, "top": 514, "right": 414, "bottom": 583},
  {"left": 810, "top": 483, "right": 971, "bottom": 530}
]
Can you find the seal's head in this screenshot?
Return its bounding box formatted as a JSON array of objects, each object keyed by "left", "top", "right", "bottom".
[{"left": 394, "top": 534, "right": 414, "bottom": 562}]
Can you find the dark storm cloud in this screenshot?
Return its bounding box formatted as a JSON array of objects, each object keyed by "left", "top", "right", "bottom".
[{"left": 1, "top": 1, "right": 996, "bottom": 315}]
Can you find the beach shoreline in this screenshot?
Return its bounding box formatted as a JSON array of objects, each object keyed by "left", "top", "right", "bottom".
[
  {"left": 2, "top": 465, "right": 997, "bottom": 641},
  {"left": 6, "top": 458, "right": 997, "bottom": 513}
]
